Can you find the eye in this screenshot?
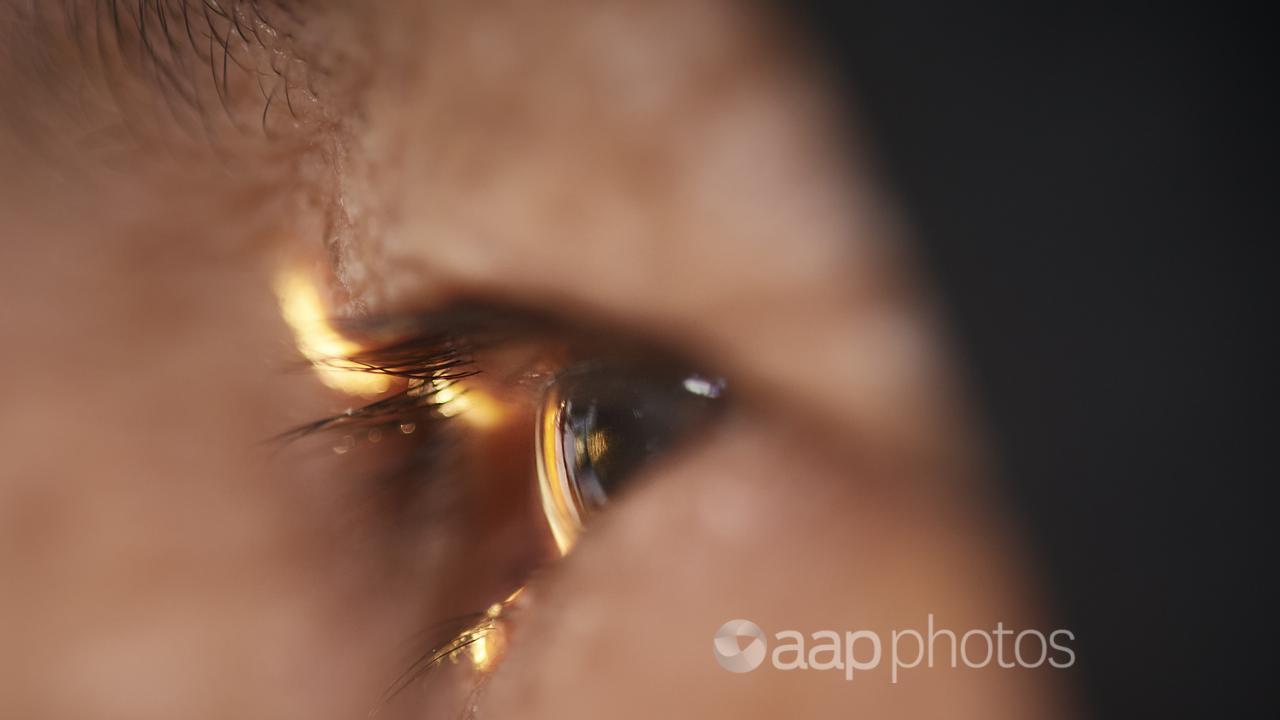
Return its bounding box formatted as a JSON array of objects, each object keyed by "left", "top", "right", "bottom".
[
  {"left": 536, "top": 364, "right": 725, "bottom": 554},
  {"left": 274, "top": 292, "right": 731, "bottom": 695}
]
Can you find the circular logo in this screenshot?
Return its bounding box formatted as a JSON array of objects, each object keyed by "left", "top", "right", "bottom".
[{"left": 712, "top": 619, "right": 767, "bottom": 673}]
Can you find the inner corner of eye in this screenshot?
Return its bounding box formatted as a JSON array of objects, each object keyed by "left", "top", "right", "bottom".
[{"left": 535, "top": 364, "right": 726, "bottom": 556}]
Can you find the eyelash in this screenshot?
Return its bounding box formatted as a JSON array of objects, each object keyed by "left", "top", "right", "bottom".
[
  {"left": 275, "top": 335, "right": 480, "bottom": 445},
  {"left": 283, "top": 324, "right": 538, "bottom": 703}
]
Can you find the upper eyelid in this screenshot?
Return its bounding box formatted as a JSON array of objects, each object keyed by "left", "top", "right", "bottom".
[
  {"left": 338, "top": 298, "right": 715, "bottom": 377},
  {"left": 333, "top": 301, "right": 564, "bottom": 349},
  {"left": 282, "top": 305, "right": 548, "bottom": 441},
  {"left": 282, "top": 298, "right": 724, "bottom": 443},
  {"left": 271, "top": 303, "right": 532, "bottom": 444}
]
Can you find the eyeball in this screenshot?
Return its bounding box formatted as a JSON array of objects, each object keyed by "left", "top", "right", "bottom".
[{"left": 536, "top": 364, "right": 725, "bottom": 555}]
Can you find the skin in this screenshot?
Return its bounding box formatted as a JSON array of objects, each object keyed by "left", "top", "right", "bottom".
[{"left": 1, "top": 1, "right": 1072, "bottom": 718}]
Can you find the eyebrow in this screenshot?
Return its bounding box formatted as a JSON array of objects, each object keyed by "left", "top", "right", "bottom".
[{"left": 11, "top": 1, "right": 320, "bottom": 144}]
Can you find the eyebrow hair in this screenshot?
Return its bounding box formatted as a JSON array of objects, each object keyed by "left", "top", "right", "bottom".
[{"left": 3, "top": 0, "right": 320, "bottom": 149}]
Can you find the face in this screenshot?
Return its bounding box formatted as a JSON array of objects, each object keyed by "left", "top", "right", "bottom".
[{"left": 0, "top": 2, "right": 1071, "bottom": 718}]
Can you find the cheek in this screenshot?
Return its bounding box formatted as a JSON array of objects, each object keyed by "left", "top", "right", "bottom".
[{"left": 479, "top": 418, "right": 1055, "bottom": 719}]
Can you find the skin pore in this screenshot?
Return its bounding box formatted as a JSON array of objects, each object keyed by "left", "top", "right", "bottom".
[{"left": 1, "top": 2, "right": 1071, "bottom": 718}]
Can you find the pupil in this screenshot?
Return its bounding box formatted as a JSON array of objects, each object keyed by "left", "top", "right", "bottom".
[
  {"left": 558, "top": 370, "right": 719, "bottom": 512},
  {"left": 566, "top": 393, "right": 653, "bottom": 500}
]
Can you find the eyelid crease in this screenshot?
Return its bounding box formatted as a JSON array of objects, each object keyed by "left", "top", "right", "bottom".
[
  {"left": 336, "top": 298, "right": 717, "bottom": 380},
  {"left": 331, "top": 301, "right": 566, "bottom": 351}
]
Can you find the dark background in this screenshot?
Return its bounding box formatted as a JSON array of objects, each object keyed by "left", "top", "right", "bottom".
[{"left": 800, "top": 2, "right": 1271, "bottom": 717}]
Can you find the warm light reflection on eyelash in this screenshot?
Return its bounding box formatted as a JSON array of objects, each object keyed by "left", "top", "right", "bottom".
[
  {"left": 431, "top": 376, "right": 505, "bottom": 428},
  {"left": 445, "top": 588, "right": 523, "bottom": 675},
  {"left": 273, "top": 270, "right": 391, "bottom": 397}
]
